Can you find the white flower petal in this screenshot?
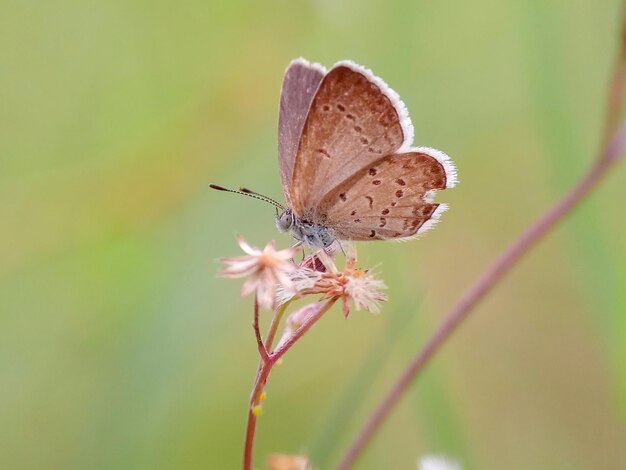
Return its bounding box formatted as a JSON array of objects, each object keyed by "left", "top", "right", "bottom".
[
  {"left": 219, "top": 235, "right": 301, "bottom": 310},
  {"left": 418, "top": 456, "right": 461, "bottom": 470},
  {"left": 236, "top": 233, "right": 262, "bottom": 256}
]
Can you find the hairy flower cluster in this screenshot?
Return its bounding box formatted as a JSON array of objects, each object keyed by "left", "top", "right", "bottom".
[
  {"left": 219, "top": 236, "right": 387, "bottom": 316},
  {"left": 281, "top": 249, "right": 387, "bottom": 317}
]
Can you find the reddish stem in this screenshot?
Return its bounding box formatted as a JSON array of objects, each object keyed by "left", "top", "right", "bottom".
[
  {"left": 242, "top": 298, "right": 337, "bottom": 470},
  {"left": 336, "top": 126, "right": 626, "bottom": 470},
  {"left": 253, "top": 296, "right": 270, "bottom": 364},
  {"left": 243, "top": 365, "right": 271, "bottom": 470}
]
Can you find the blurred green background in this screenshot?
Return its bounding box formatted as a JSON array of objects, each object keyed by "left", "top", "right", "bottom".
[{"left": 2, "top": 0, "right": 625, "bottom": 468}]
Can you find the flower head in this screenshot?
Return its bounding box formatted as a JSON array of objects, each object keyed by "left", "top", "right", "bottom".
[
  {"left": 219, "top": 235, "right": 298, "bottom": 309},
  {"left": 266, "top": 454, "right": 312, "bottom": 470},
  {"left": 278, "top": 249, "right": 387, "bottom": 318},
  {"left": 418, "top": 456, "right": 461, "bottom": 470}
]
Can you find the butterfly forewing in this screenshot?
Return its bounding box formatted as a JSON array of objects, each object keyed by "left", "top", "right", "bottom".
[
  {"left": 278, "top": 59, "right": 326, "bottom": 207},
  {"left": 290, "top": 61, "right": 413, "bottom": 216},
  {"left": 317, "top": 149, "right": 451, "bottom": 240}
]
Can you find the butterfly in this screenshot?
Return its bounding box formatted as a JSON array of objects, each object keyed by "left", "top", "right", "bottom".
[{"left": 212, "top": 58, "right": 457, "bottom": 248}]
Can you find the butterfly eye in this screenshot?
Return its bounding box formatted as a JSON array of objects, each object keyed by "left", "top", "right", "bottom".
[{"left": 275, "top": 210, "right": 293, "bottom": 233}]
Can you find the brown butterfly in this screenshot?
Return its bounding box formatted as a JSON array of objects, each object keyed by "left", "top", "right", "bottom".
[{"left": 212, "top": 58, "right": 457, "bottom": 248}]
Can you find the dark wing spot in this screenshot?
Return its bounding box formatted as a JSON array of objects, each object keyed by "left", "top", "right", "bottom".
[
  {"left": 360, "top": 137, "right": 369, "bottom": 145},
  {"left": 337, "top": 104, "right": 345, "bottom": 112},
  {"left": 413, "top": 206, "right": 435, "bottom": 217},
  {"left": 346, "top": 114, "right": 354, "bottom": 120},
  {"left": 354, "top": 219, "right": 361, "bottom": 223},
  {"left": 391, "top": 202, "right": 397, "bottom": 207},
  {"left": 381, "top": 208, "right": 389, "bottom": 215},
  {"left": 339, "top": 192, "right": 347, "bottom": 201},
  {"left": 372, "top": 180, "right": 381, "bottom": 186},
  {"left": 395, "top": 178, "right": 406, "bottom": 186},
  {"left": 365, "top": 196, "right": 373, "bottom": 208},
  {"left": 369, "top": 230, "right": 376, "bottom": 238},
  {"left": 354, "top": 125, "right": 362, "bottom": 133},
  {"left": 379, "top": 217, "right": 387, "bottom": 227},
  {"left": 369, "top": 168, "right": 377, "bottom": 176},
  {"left": 350, "top": 210, "right": 357, "bottom": 216},
  {"left": 317, "top": 148, "right": 331, "bottom": 159},
  {"left": 323, "top": 105, "right": 330, "bottom": 111},
  {"left": 395, "top": 190, "right": 404, "bottom": 198}
]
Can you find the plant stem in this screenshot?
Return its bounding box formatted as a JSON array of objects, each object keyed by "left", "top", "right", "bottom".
[
  {"left": 336, "top": 7, "right": 626, "bottom": 466},
  {"left": 242, "top": 298, "right": 337, "bottom": 470},
  {"left": 253, "top": 296, "right": 270, "bottom": 364},
  {"left": 601, "top": 4, "right": 626, "bottom": 147},
  {"left": 265, "top": 302, "right": 289, "bottom": 353},
  {"left": 335, "top": 125, "right": 626, "bottom": 470},
  {"left": 243, "top": 364, "right": 272, "bottom": 470}
]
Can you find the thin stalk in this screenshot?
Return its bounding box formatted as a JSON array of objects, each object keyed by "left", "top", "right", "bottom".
[
  {"left": 601, "top": 4, "right": 626, "bottom": 147},
  {"left": 253, "top": 296, "right": 270, "bottom": 364},
  {"left": 337, "top": 7, "right": 626, "bottom": 466},
  {"left": 242, "top": 298, "right": 337, "bottom": 470},
  {"left": 265, "top": 301, "right": 290, "bottom": 353},
  {"left": 336, "top": 124, "right": 626, "bottom": 470},
  {"left": 243, "top": 364, "right": 272, "bottom": 470}
]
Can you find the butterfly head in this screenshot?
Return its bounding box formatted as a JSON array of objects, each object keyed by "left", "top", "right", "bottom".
[{"left": 275, "top": 208, "right": 295, "bottom": 233}]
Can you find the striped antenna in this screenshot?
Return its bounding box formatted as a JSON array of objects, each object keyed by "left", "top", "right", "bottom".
[{"left": 209, "top": 184, "right": 284, "bottom": 210}]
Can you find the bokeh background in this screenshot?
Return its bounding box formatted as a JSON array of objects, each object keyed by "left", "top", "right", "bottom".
[{"left": 2, "top": 1, "right": 625, "bottom": 469}]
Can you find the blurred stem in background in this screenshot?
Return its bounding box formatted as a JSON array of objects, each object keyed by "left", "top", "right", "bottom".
[{"left": 336, "top": 3, "right": 626, "bottom": 469}]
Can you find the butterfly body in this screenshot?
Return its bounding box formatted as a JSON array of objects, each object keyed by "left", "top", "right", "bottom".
[{"left": 274, "top": 58, "right": 457, "bottom": 247}]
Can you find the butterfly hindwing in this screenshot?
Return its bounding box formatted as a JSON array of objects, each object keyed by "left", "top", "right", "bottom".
[
  {"left": 317, "top": 149, "right": 455, "bottom": 240},
  {"left": 290, "top": 61, "right": 414, "bottom": 217},
  {"left": 278, "top": 59, "right": 326, "bottom": 207}
]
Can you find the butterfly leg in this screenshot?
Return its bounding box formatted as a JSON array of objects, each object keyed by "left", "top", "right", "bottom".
[
  {"left": 288, "top": 239, "right": 304, "bottom": 263},
  {"left": 335, "top": 240, "right": 347, "bottom": 257}
]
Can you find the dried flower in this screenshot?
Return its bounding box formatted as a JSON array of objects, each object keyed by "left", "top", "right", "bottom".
[
  {"left": 266, "top": 454, "right": 312, "bottom": 470},
  {"left": 307, "top": 251, "right": 387, "bottom": 317},
  {"left": 276, "top": 266, "right": 321, "bottom": 305},
  {"left": 278, "top": 250, "right": 387, "bottom": 318},
  {"left": 418, "top": 456, "right": 461, "bottom": 470},
  {"left": 219, "top": 235, "right": 298, "bottom": 309}
]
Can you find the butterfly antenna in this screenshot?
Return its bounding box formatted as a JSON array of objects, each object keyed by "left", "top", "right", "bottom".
[
  {"left": 239, "top": 187, "right": 285, "bottom": 209},
  {"left": 209, "top": 184, "right": 284, "bottom": 210}
]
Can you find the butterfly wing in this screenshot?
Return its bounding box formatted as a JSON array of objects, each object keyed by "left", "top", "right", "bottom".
[
  {"left": 278, "top": 58, "right": 326, "bottom": 207},
  {"left": 317, "top": 148, "right": 457, "bottom": 240},
  {"left": 290, "top": 61, "right": 414, "bottom": 217}
]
